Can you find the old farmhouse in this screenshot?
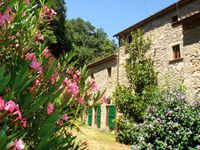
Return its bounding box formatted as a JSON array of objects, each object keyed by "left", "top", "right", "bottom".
[{"left": 87, "top": 0, "right": 200, "bottom": 130}]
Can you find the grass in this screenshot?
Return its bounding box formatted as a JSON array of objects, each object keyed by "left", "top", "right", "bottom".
[{"left": 71, "top": 123, "right": 130, "bottom": 150}]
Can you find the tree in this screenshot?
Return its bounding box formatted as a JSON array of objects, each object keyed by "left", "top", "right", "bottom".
[
  {"left": 41, "top": 0, "right": 71, "bottom": 57},
  {"left": 114, "top": 29, "right": 158, "bottom": 144},
  {"left": 65, "top": 18, "right": 117, "bottom": 67}
]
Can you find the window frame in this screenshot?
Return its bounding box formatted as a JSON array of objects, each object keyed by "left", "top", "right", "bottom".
[
  {"left": 172, "top": 15, "right": 178, "bottom": 23},
  {"left": 107, "top": 67, "right": 112, "bottom": 77},
  {"left": 91, "top": 74, "right": 94, "bottom": 79},
  {"left": 172, "top": 44, "right": 181, "bottom": 60}
]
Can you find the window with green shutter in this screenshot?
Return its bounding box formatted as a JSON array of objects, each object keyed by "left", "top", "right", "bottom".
[
  {"left": 96, "top": 106, "right": 101, "bottom": 128},
  {"left": 88, "top": 108, "right": 93, "bottom": 126},
  {"left": 108, "top": 105, "right": 116, "bottom": 129}
]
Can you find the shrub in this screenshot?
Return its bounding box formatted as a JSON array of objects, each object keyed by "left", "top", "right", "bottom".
[
  {"left": 0, "top": 0, "right": 103, "bottom": 149},
  {"left": 130, "top": 90, "right": 200, "bottom": 150}
]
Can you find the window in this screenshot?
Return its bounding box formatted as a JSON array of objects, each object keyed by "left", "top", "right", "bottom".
[
  {"left": 91, "top": 74, "right": 94, "bottom": 79},
  {"left": 172, "top": 15, "right": 178, "bottom": 23},
  {"left": 106, "top": 106, "right": 109, "bottom": 126},
  {"left": 172, "top": 44, "right": 181, "bottom": 60},
  {"left": 128, "top": 35, "right": 132, "bottom": 43},
  {"left": 107, "top": 68, "right": 111, "bottom": 77},
  {"left": 119, "top": 38, "right": 121, "bottom": 46},
  {"left": 94, "top": 107, "right": 97, "bottom": 125}
]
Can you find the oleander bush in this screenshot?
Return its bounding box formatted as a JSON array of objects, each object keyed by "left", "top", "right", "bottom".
[{"left": 0, "top": 0, "right": 102, "bottom": 149}]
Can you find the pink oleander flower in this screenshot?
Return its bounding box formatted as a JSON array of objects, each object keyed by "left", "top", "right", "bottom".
[
  {"left": 24, "top": 0, "right": 30, "bottom": 5},
  {"left": 25, "top": 53, "right": 36, "bottom": 61},
  {"left": 89, "top": 79, "right": 100, "bottom": 91},
  {"left": 35, "top": 79, "right": 41, "bottom": 86},
  {"left": 48, "top": 57, "right": 54, "bottom": 64},
  {"left": 0, "top": 1, "right": 3, "bottom": 7},
  {"left": 35, "top": 30, "right": 44, "bottom": 42},
  {"left": 42, "top": 47, "right": 51, "bottom": 58},
  {"left": 13, "top": 104, "right": 22, "bottom": 120},
  {"left": 77, "top": 97, "right": 84, "bottom": 104},
  {"left": 197, "top": 145, "right": 200, "bottom": 150},
  {"left": 0, "top": 12, "right": 10, "bottom": 26},
  {"left": 57, "top": 119, "right": 64, "bottom": 126},
  {"left": 43, "top": 5, "right": 57, "bottom": 20},
  {"left": 76, "top": 70, "right": 81, "bottom": 76},
  {"left": 64, "top": 77, "right": 70, "bottom": 85},
  {"left": 47, "top": 103, "right": 54, "bottom": 115},
  {"left": 102, "top": 95, "right": 109, "bottom": 103},
  {"left": 4, "top": 100, "right": 16, "bottom": 113},
  {"left": 62, "top": 114, "right": 69, "bottom": 121},
  {"left": 59, "top": 82, "right": 65, "bottom": 90},
  {"left": 29, "top": 85, "right": 35, "bottom": 93},
  {"left": 6, "top": 7, "right": 12, "bottom": 13},
  {"left": 30, "top": 60, "right": 42, "bottom": 71},
  {"left": 0, "top": 96, "right": 5, "bottom": 110},
  {"left": 15, "top": 139, "right": 25, "bottom": 150},
  {"left": 70, "top": 83, "right": 79, "bottom": 98},
  {"left": 66, "top": 67, "right": 73, "bottom": 74},
  {"left": 51, "top": 71, "right": 58, "bottom": 84},
  {"left": 19, "top": 118, "right": 27, "bottom": 128},
  {"left": 43, "top": 6, "right": 51, "bottom": 14},
  {"left": 72, "top": 74, "right": 79, "bottom": 82}
]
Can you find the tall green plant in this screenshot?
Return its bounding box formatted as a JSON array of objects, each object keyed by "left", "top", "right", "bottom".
[
  {"left": 125, "top": 29, "right": 157, "bottom": 94},
  {"left": 114, "top": 29, "right": 158, "bottom": 144},
  {"left": 114, "top": 29, "right": 157, "bottom": 122}
]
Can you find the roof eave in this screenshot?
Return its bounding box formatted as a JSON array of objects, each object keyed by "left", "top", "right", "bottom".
[{"left": 113, "top": 0, "right": 192, "bottom": 37}]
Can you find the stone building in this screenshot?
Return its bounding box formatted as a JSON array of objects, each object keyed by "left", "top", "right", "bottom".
[
  {"left": 87, "top": 54, "right": 118, "bottom": 131},
  {"left": 87, "top": 0, "right": 200, "bottom": 130},
  {"left": 115, "top": 0, "right": 200, "bottom": 101}
]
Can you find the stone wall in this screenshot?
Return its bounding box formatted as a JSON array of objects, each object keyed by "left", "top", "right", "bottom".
[
  {"left": 119, "top": 0, "right": 200, "bottom": 101},
  {"left": 88, "top": 58, "right": 118, "bottom": 130},
  {"left": 89, "top": 58, "right": 118, "bottom": 98}
]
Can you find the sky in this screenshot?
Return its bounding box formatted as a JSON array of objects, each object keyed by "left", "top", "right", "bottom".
[{"left": 65, "top": 0, "right": 178, "bottom": 43}]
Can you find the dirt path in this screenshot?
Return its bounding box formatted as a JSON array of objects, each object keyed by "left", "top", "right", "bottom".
[{"left": 72, "top": 125, "right": 130, "bottom": 150}]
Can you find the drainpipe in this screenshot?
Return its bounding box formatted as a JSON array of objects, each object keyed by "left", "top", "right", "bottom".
[
  {"left": 176, "top": 0, "right": 180, "bottom": 19},
  {"left": 116, "top": 36, "right": 120, "bottom": 85}
]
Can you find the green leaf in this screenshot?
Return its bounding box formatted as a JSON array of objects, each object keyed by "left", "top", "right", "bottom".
[
  {"left": 37, "top": 112, "right": 60, "bottom": 149},
  {"left": 0, "top": 65, "right": 6, "bottom": 80},
  {"left": 26, "top": 94, "right": 48, "bottom": 114},
  {"left": 44, "top": 60, "right": 57, "bottom": 79},
  {"left": 13, "top": 64, "right": 30, "bottom": 92},
  {"left": 39, "top": 112, "right": 60, "bottom": 137},
  {"left": 22, "top": 94, "right": 33, "bottom": 109},
  {"left": 0, "top": 129, "right": 7, "bottom": 150},
  {"left": 0, "top": 75, "right": 11, "bottom": 93}
]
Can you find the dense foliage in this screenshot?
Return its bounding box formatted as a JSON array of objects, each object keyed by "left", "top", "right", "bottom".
[
  {"left": 41, "top": 0, "right": 71, "bottom": 57},
  {"left": 0, "top": 0, "right": 103, "bottom": 149},
  {"left": 114, "top": 29, "right": 157, "bottom": 123},
  {"left": 130, "top": 89, "right": 200, "bottom": 150},
  {"left": 65, "top": 18, "right": 117, "bottom": 67}
]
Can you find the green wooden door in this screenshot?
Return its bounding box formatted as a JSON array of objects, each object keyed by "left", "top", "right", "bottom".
[
  {"left": 108, "top": 105, "right": 116, "bottom": 129},
  {"left": 96, "top": 106, "right": 101, "bottom": 128},
  {"left": 88, "top": 108, "right": 93, "bottom": 126}
]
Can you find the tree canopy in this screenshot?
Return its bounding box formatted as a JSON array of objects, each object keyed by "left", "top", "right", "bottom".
[
  {"left": 65, "top": 18, "right": 117, "bottom": 67},
  {"left": 41, "top": 0, "right": 71, "bottom": 57}
]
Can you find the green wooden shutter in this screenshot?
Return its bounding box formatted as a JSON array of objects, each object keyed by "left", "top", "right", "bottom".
[
  {"left": 97, "top": 106, "right": 101, "bottom": 128},
  {"left": 88, "top": 108, "right": 93, "bottom": 126},
  {"left": 108, "top": 105, "right": 116, "bottom": 129}
]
